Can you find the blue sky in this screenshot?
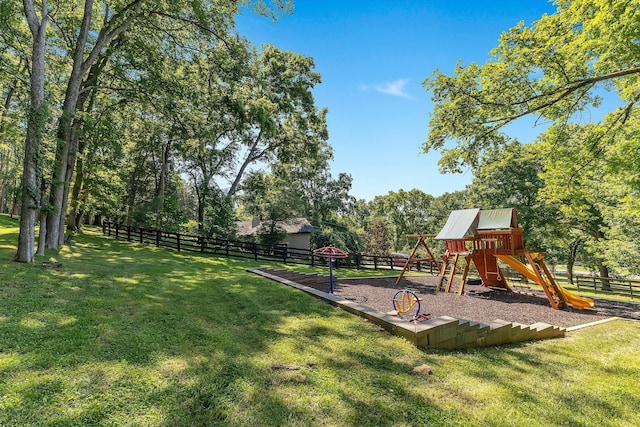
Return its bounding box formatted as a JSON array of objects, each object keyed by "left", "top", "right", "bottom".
[{"left": 235, "top": 1, "right": 559, "bottom": 201}]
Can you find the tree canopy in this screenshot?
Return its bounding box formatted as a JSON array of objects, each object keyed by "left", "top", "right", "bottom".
[{"left": 423, "top": 0, "right": 640, "bottom": 172}]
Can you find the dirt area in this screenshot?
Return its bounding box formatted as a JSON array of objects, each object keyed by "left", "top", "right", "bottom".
[{"left": 262, "top": 269, "right": 640, "bottom": 328}]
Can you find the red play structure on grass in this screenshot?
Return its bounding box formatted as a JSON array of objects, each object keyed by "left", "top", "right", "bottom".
[{"left": 396, "top": 208, "right": 595, "bottom": 311}]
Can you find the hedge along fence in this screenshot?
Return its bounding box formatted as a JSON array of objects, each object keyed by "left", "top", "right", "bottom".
[{"left": 101, "top": 222, "right": 437, "bottom": 273}]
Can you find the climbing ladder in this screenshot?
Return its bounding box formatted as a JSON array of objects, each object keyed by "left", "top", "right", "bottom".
[{"left": 436, "top": 241, "right": 472, "bottom": 295}]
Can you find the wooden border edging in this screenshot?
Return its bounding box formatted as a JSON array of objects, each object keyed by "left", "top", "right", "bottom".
[{"left": 247, "top": 268, "right": 578, "bottom": 350}]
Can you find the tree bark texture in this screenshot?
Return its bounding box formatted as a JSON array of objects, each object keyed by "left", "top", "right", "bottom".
[{"left": 16, "top": 0, "right": 47, "bottom": 263}]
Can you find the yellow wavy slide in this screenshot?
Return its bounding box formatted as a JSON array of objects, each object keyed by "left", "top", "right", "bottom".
[{"left": 495, "top": 255, "right": 595, "bottom": 310}]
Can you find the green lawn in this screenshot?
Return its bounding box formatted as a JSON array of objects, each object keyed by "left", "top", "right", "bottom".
[{"left": 1, "top": 214, "right": 639, "bottom": 426}]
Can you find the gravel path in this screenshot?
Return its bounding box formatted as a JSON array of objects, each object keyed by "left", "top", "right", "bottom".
[{"left": 262, "top": 270, "right": 640, "bottom": 328}]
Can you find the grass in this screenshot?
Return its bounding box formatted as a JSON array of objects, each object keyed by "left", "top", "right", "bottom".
[{"left": 0, "top": 214, "right": 639, "bottom": 426}]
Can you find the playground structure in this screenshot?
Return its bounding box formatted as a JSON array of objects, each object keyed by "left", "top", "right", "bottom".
[{"left": 396, "top": 208, "right": 595, "bottom": 311}]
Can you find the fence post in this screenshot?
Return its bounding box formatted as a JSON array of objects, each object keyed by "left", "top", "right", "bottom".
[
  {"left": 115, "top": 224, "right": 119, "bottom": 239},
  {"left": 311, "top": 253, "right": 315, "bottom": 267},
  {"left": 355, "top": 254, "right": 360, "bottom": 270},
  {"left": 176, "top": 233, "right": 181, "bottom": 251},
  {"left": 225, "top": 240, "right": 229, "bottom": 257},
  {"left": 127, "top": 225, "right": 131, "bottom": 241},
  {"left": 373, "top": 256, "right": 378, "bottom": 270},
  {"left": 139, "top": 228, "right": 144, "bottom": 244},
  {"left": 253, "top": 243, "right": 258, "bottom": 261},
  {"left": 156, "top": 230, "right": 161, "bottom": 247}
]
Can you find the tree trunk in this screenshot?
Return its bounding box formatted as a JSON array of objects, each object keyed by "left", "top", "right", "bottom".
[
  {"left": 36, "top": 176, "right": 48, "bottom": 256},
  {"left": 45, "top": 0, "right": 94, "bottom": 250},
  {"left": 45, "top": 78, "right": 85, "bottom": 248},
  {"left": 66, "top": 50, "right": 104, "bottom": 233},
  {"left": 598, "top": 261, "right": 611, "bottom": 291},
  {"left": 67, "top": 154, "right": 85, "bottom": 230},
  {"left": 16, "top": 0, "right": 47, "bottom": 263},
  {"left": 566, "top": 238, "right": 582, "bottom": 285},
  {"left": 10, "top": 177, "right": 19, "bottom": 218},
  {"left": 156, "top": 140, "right": 171, "bottom": 228},
  {"left": 197, "top": 191, "right": 205, "bottom": 234}
]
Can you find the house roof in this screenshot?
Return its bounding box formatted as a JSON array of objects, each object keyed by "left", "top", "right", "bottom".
[{"left": 236, "top": 218, "right": 314, "bottom": 236}]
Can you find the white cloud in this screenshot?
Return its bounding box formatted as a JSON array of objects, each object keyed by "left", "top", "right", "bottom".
[{"left": 374, "top": 79, "right": 411, "bottom": 99}]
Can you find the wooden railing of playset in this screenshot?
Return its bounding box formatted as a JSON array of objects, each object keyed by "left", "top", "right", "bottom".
[
  {"left": 474, "top": 228, "right": 524, "bottom": 255},
  {"left": 445, "top": 239, "right": 470, "bottom": 254}
]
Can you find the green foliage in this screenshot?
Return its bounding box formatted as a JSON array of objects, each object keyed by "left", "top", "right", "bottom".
[
  {"left": 362, "top": 217, "right": 392, "bottom": 256},
  {"left": 423, "top": 0, "right": 640, "bottom": 172},
  {"left": 466, "top": 141, "right": 560, "bottom": 250},
  {"left": 310, "top": 223, "right": 361, "bottom": 255},
  {"left": 256, "top": 220, "right": 288, "bottom": 248},
  {"left": 370, "top": 189, "right": 451, "bottom": 250},
  {"left": 202, "top": 194, "right": 237, "bottom": 238}
]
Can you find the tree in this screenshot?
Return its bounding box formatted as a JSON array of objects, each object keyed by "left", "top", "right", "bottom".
[
  {"left": 602, "top": 114, "right": 640, "bottom": 275},
  {"left": 465, "top": 140, "right": 559, "bottom": 250},
  {"left": 238, "top": 132, "right": 357, "bottom": 252},
  {"left": 537, "top": 123, "right": 615, "bottom": 284},
  {"left": 0, "top": 12, "right": 28, "bottom": 216},
  {"left": 15, "top": 0, "right": 47, "bottom": 263},
  {"left": 239, "top": 170, "right": 304, "bottom": 247},
  {"left": 363, "top": 217, "right": 392, "bottom": 257},
  {"left": 369, "top": 189, "right": 435, "bottom": 250},
  {"left": 40, "top": 0, "right": 292, "bottom": 250},
  {"left": 225, "top": 45, "right": 327, "bottom": 198},
  {"left": 423, "top": 0, "right": 640, "bottom": 172}
]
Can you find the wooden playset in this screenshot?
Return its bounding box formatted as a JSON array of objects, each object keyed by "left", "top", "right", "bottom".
[{"left": 396, "top": 208, "right": 594, "bottom": 310}]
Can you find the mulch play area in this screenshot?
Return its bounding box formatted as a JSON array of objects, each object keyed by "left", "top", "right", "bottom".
[{"left": 260, "top": 269, "right": 640, "bottom": 329}]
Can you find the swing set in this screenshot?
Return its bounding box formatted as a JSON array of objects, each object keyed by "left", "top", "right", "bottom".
[{"left": 395, "top": 208, "right": 595, "bottom": 311}]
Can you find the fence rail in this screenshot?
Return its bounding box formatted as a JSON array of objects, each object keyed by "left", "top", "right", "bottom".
[
  {"left": 101, "top": 222, "right": 436, "bottom": 272},
  {"left": 501, "top": 267, "right": 639, "bottom": 299},
  {"left": 571, "top": 275, "right": 639, "bottom": 299}
]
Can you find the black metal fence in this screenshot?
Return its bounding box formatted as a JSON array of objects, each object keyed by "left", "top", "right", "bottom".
[{"left": 101, "top": 222, "right": 437, "bottom": 272}]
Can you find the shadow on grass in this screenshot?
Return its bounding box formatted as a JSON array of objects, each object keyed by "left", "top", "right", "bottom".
[{"left": 0, "top": 220, "right": 448, "bottom": 425}]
